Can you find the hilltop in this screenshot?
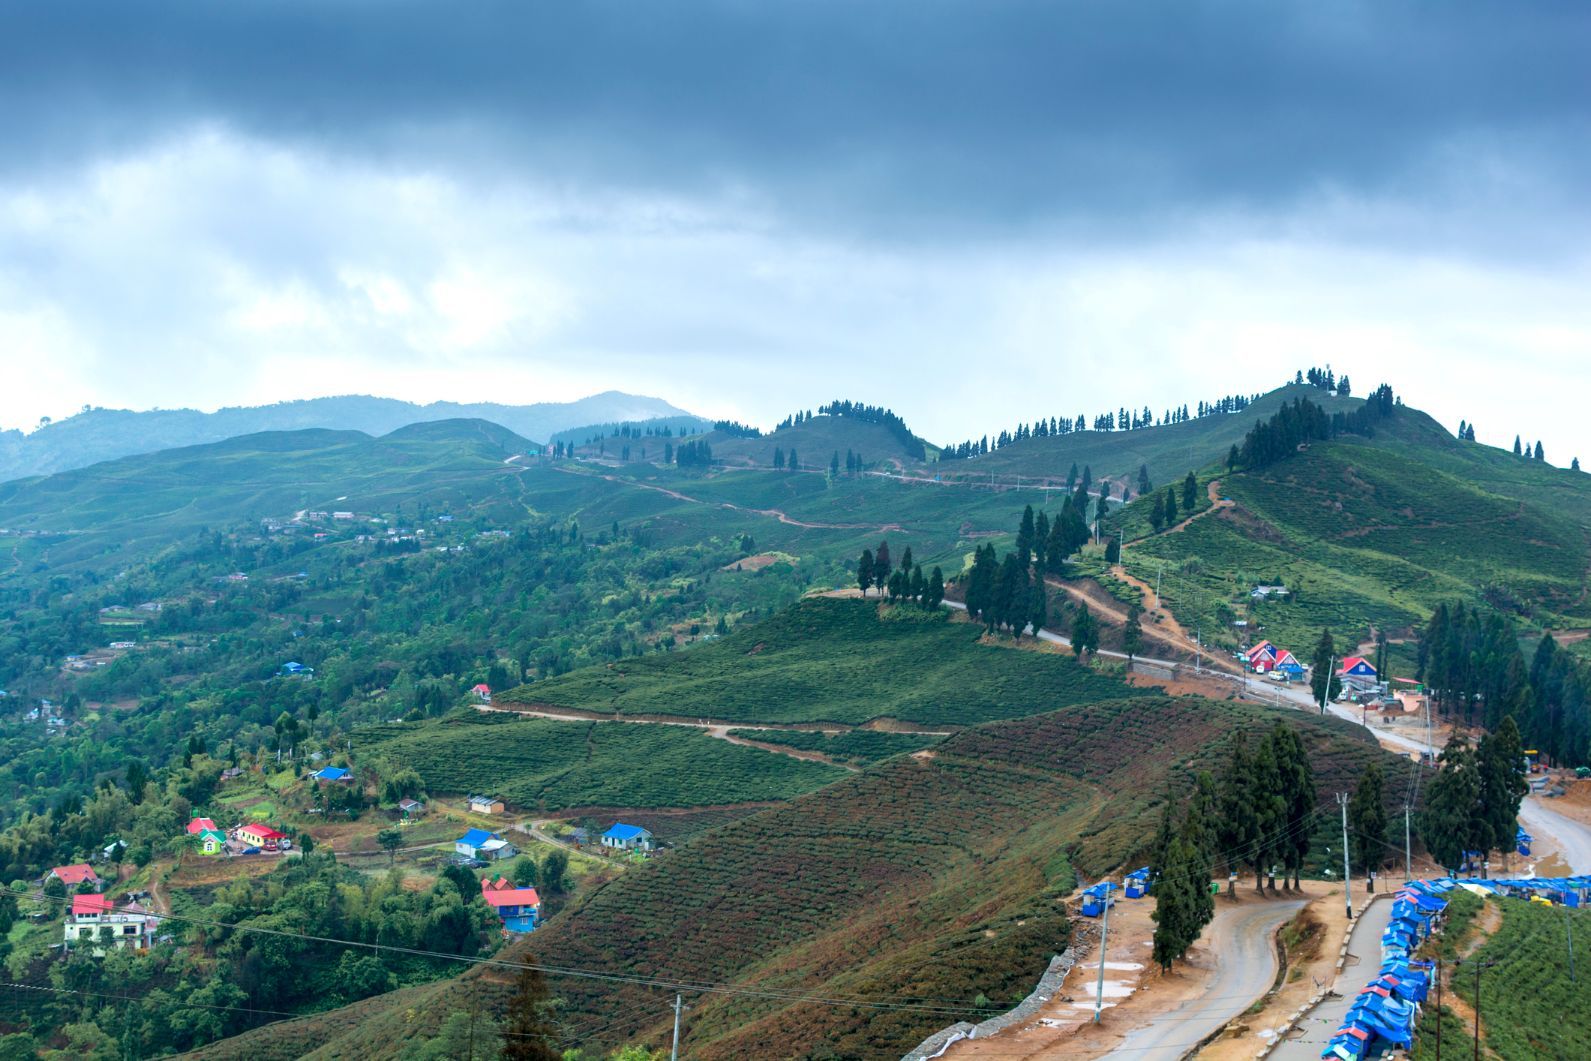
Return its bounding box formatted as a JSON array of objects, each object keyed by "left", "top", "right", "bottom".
[
  {"left": 1111, "top": 400, "right": 1591, "bottom": 658},
  {"left": 0, "top": 390, "right": 695, "bottom": 482}
]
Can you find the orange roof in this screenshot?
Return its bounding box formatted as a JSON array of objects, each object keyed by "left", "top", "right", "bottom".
[
  {"left": 481, "top": 877, "right": 540, "bottom": 908},
  {"left": 186, "top": 816, "right": 220, "bottom": 835},
  {"left": 51, "top": 863, "right": 99, "bottom": 885}
]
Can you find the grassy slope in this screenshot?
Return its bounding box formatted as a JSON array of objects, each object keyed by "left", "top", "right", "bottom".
[
  {"left": 0, "top": 419, "right": 535, "bottom": 569},
  {"left": 355, "top": 711, "right": 848, "bottom": 810},
  {"left": 193, "top": 694, "right": 1398, "bottom": 1061},
  {"left": 948, "top": 384, "right": 1363, "bottom": 488},
  {"left": 1119, "top": 407, "right": 1591, "bottom": 652},
  {"left": 502, "top": 598, "right": 1127, "bottom": 727},
  {"left": 725, "top": 728, "right": 942, "bottom": 765},
  {"left": 703, "top": 414, "right": 928, "bottom": 469},
  {"left": 1453, "top": 897, "right": 1591, "bottom": 1058}
]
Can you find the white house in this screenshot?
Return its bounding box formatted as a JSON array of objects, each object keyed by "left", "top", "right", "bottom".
[
  {"left": 455, "top": 829, "right": 515, "bottom": 862},
  {"left": 65, "top": 894, "right": 157, "bottom": 953},
  {"left": 601, "top": 823, "right": 656, "bottom": 853}
]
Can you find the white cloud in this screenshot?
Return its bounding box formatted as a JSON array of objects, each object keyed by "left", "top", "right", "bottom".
[{"left": 0, "top": 127, "right": 1586, "bottom": 464}]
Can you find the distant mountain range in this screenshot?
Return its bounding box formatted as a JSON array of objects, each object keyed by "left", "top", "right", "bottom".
[{"left": 0, "top": 391, "right": 696, "bottom": 482}]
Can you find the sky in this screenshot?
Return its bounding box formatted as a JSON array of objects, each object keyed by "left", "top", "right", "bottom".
[{"left": 1, "top": 0, "right": 1587, "bottom": 461}]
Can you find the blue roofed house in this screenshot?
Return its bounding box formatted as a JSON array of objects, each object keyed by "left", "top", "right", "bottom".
[
  {"left": 312, "top": 766, "right": 352, "bottom": 783},
  {"left": 455, "top": 828, "right": 515, "bottom": 862},
  {"left": 601, "top": 823, "right": 656, "bottom": 853}
]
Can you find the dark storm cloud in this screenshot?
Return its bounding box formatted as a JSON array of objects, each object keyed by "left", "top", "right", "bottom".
[{"left": 5, "top": 0, "right": 1586, "bottom": 234}]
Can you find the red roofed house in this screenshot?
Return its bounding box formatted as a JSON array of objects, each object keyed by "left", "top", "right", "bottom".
[
  {"left": 471, "top": 683, "right": 492, "bottom": 703},
  {"left": 48, "top": 863, "right": 102, "bottom": 891},
  {"left": 186, "top": 816, "right": 220, "bottom": 836},
  {"left": 236, "top": 824, "right": 288, "bottom": 850},
  {"left": 480, "top": 876, "right": 541, "bottom": 933},
  {"left": 1245, "top": 641, "right": 1279, "bottom": 673},
  {"left": 65, "top": 893, "right": 157, "bottom": 952}
]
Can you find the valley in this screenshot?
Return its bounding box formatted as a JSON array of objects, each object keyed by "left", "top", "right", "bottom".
[{"left": 0, "top": 378, "right": 1587, "bottom": 1059}]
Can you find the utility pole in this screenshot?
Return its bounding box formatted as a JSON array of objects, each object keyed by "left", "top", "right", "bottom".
[
  {"left": 1469, "top": 960, "right": 1498, "bottom": 1061},
  {"left": 1565, "top": 902, "right": 1577, "bottom": 983},
  {"left": 1338, "top": 793, "right": 1353, "bottom": 919},
  {"left": 1155, "top": 564, "right": 1163, "bottom": 611},
  {"left": 1093, "top": 881, "right": 1112, "bottom": 1024},
  {"left": 671, "top": 994, "right": 685, "bottom": 1061},
  {"left": 1404, "top": 805, "right": 1412, "bottom": 882},
  {"left": 1320, "top": 656, "right": 1336, "bottom": 715},
  {"left": 1435, "top": 957, "right": 1443, "bottom": 1061}
]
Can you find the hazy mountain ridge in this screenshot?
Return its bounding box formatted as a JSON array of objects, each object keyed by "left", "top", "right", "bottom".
[{"left": 0, "top": 391, "right": 695, "bottom": 482}]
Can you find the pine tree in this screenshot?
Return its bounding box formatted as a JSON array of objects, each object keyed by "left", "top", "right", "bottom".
[
  {"left": 1575, "top": 457, "right": 1583, "bottom": 471},
  {"left": 1216, "top": 733, "right": 1259, "bottom": 892},
  {"left": 1151, "top": 834, "right": 1200, "bottom": 972},
  {"left": 1347, "top": 760, "right": 1388, "bottom": 877},
  {"left": 1029, "top": 579, "right": 1048, "bottom": 634},
  {"left": 857, "top": 549, "right": 874, "bottom": 596},
  {"left": 1477, "top": 715, "right": 1528, "bottom": 856},
  {"left": 873, "top": 540, "right": 891, "bottom": 589},
  {"left": 1421, "top": 736, "right": 1483, "bottom": 872},
  {"left": 1066, "top": 462, "right": 1079, "bottom": 492},
  {"left": 1310, "top": 628, "right": 1340, "bottom": 706},
  {"left": 909, "top": 564, "right": 926, "bottom": 604},
  {"left": 1182, "top": 471, "right": 1197, "bottom": 513},
  {"left": 1081, "top": 465, "right": 1092, "bottom": 493},
  {"left": 1514, "top": 435, "right": 1523, "bottom": 456},
  {"left": 830, "top": 451, "right": 840, "bottom": 477},
  {"left": 1016, "top": 505, "right": 1036, "bottom": 567},
  {"left": 900, "top": 546, "right": 913, "bottom": 579},
  {"left": 774, "top": 446, "right": 785, "bottom": 469},
  {"left": 1534, "top": 440, "right": 1545, "bottom": 461},
  {"left": 1163, "top": 485, "right": 1178, "bottom": 525},
  {"left": 1138, "top": 464, "right": 1152, "bottom": 496},
  {"left": 1227, "top": 444, "right": 1239, "bottom": 472},
  {"left": 1149, "top": 492, "right": 1166, "bottom": 532},
  {"left": 1123, "top": 603, "right": 1143, "bottom": 661},
  {"left": 1269, "top": 723, "right": 1314, "bottom": 889},
  {"left": 1104, "top": 537, "right": 1120, "bottom": 564},
  {"left": 499, "top": 967, "right": 561, "bottom": 1060},
  {"left": 1071, "top": 603, "right": 1098, "bottom": 660},
  {"left": 788, "top": 447, "right": 798, "bottom": 470},
  {"left": 926, "top": 566, "right": 945, "bottom": 609}
]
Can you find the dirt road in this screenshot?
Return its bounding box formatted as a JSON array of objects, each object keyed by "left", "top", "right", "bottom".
[{"left": 1105, "top": 898, "right": 1304, "bottom": 1060}]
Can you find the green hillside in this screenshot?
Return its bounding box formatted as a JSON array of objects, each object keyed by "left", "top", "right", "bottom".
[
  {"left": 192, "top": 694, "right": 1401, "bottom": 1061},
  {"left": 354, "top": 710, "right": 848, "bottom": 810},
  {"left": 504, "top": 597, "right": 1126, "bottom": 727},
  {"left": 1113, "top": 404, "right": 1591, "bottom": 654},
  {"left": 946, "top": 384, "right": 1363, "bottom": 489},
  {"left": 704, "top": 412, "right": 930, "bottom": 469},
  {"left": 0, "top": 419, "right": 535, "bottom": 569}
]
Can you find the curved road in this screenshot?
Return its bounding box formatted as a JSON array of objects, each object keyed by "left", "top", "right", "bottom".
[
  {"left": 1268, "top": 897, "right": 1395, "bottom": 1060},
  {"left": 1104, "top": 899, "right": 1304, "bottom": 1060},
  {"left": 1519, "top": 797, "right": 1591, "bottom": 875}
]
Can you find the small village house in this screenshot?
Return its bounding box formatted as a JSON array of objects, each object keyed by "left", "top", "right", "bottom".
[
  {"left": 193, "top": 826, "right": 227, "bottom": 856},
  {"left": 455, "top": 828, "right": 515, "bottom": 862},
  {"left": 601, "top": 823, "right": 656, "bottom": 853},
  {"left": 468, "top": 794, "right": 505, "bottom": 815},
  {"left": 1250, "top": 584, "right": 1290, "bottom": 601},
  {"left": 312, "top": 766, "right": 353, "bottom": 783},
  {"left": 279, "top": 661, "right": 313, "bottom": 677},
  {"left": 48, "top": 864, "right": 101, "bottom": 892},
  {"left": 186, "top": 815, "right": 221, "bottom": 836},
  {"left": 236, "top": 824, "right": 288, "bottom": 851},
  {"left": 64, "top": 894, "right": 157, "bottom": 953},
  {"left": 1338, "top": 657, "right": 1380, "bottom": 693},
  {"left": 480, "top": 877, "right": 541, "bottom": 933},
  {"left": 1270, "top": 650, "right": 1306, "bottom": 680},
  {"left": 471, "top": 683, "right": 492, "bottom": 703},
  {"left": 398, "top": 798, "right": 425, "bottom": 820},
  {"left": 1244, "top": 641, "right": 1279, "bottom": 673}
]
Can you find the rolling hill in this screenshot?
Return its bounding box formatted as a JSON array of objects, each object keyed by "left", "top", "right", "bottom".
[
  {"left": 0, "top": 418, "right": 536, "bottom": 569},
  {"left": 0, "top": 391, "right": 695, "bottom": 482},
  {"left": 942, "top": 383, "right": 1364, "bottom": 491},
  {"left": 1109, "top": 400, "right": 1591, "bottom": 656}
]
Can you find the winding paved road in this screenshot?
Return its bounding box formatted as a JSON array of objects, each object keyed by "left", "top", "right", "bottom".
[
  {"left": 1104, "top": 899, "right": 1304, "bottom": 1060},
  {"left": 1519, "top": 797, "right": 1591, "bottom": 875},
  {"left": 1268, "top": 897, "right": 1394, "bottom": 1060}
]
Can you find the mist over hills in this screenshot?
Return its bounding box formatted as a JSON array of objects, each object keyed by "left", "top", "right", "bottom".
[{"left": 0, "top": 391, "right": 695, "bottom": 482}]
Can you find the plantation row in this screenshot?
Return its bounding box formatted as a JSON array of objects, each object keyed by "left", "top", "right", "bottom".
[
  {"left": 355, "top": 713, "right": 847, "bottom": 810},
  {"left": 508, "top": 597, "right": 1126, "bottom": 727},
  {"left": 514, "top": 716, "right": 1097, "bottom": 1058}
]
